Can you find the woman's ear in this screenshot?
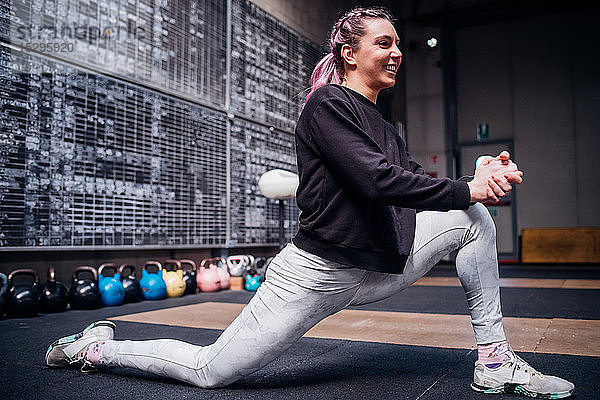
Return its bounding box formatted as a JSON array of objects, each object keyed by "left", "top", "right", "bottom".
[{"left": 340, "top": 44, "right": 357, "bottom": 67}]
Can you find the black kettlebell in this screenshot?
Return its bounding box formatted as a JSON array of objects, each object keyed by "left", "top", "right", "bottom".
[
  {"left": 254, "top": 257, "right": 268, "bottom": 282},
  {"left": 40, "top": 267, "right": 68, "bottom": 313},
  {"left": 119, "top": 264, "right": 142, "bottom": 303},
  {"left": 5, "top": 269, "right": 41, "bottom": 318},
  {"left": 0, "top": 272, "right": 8, "bottom": 318},
  {"left": 180, "top": 259, "right": 197, "bottom": 295},
  {"left": 68, "top": 266, "right": 101, "bottom": 310}
]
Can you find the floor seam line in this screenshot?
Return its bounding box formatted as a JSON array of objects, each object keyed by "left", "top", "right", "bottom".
[
  {"left": 413, "top": 349, "right": 475, "bottom": 400},
  {"left": 533, "top": 319, "right": 553, "bottom": 353}
]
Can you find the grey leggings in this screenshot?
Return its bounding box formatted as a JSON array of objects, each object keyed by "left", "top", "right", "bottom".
[{"left": 101, "top": 203, "right": 505, "bottom": 388}]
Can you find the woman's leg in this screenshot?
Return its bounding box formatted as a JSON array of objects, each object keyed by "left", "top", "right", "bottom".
[
  {"left": 98, "top": 243, "right": 367, "bottom": 388},
  {"left": 347, "top": 203, "right": 574, "bottom": 397},
  {"left": 350, "top": 203, "right": 505, "bottom": 344}
]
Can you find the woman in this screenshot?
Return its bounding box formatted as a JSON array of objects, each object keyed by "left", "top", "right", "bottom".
[{"left": 45, "top": 7, "right": 574, "bottom": 398}]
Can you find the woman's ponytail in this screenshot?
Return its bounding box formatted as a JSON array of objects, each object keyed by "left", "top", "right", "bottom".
[{"left": 305, "top": 53, "right": 342, "bottom": 102}]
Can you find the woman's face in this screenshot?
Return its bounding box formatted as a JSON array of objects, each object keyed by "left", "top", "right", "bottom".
[{"left": 352, "top": 18, "right": 402, "bottom": 91}]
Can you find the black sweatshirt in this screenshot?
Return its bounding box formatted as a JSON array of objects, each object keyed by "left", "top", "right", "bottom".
[{"left": 292, "top": 84, "right": 471, "bottom": 274}]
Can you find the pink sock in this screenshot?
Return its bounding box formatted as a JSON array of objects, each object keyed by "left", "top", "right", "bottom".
[
  {"left": 478, "top": 340, "right": 509, "bottom": 369},
  {"left": 85, "top": 341, "right": 106, "bottom": 365}
]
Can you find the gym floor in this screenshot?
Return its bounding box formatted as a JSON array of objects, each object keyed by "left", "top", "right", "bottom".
[{"left": 1, "top": 262, "right": 598, "bottom": 400}]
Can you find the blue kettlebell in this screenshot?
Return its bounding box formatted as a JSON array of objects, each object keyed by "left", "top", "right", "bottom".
[
  {"left": 98, "top": 263, "right": 125, "bottom": 306},
  {"left": 0, "top": 272, "right": 8, "bottom": 317},
  {"left": 244, "top": 268, "right": 262, "bottom": 291},
  {"left": 139, "top": 261, "right": 167, "bottom": 300}
]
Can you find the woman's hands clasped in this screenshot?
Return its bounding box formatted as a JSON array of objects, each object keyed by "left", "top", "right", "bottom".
[{"left": 467, "top": 151, "right": 524, "bottom": 204}]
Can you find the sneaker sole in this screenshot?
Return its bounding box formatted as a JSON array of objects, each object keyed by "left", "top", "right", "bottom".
[
  {"left": 471, "top": 382, "right": 573, "bottom": 399},
  {"left": 45, "top": 321, "right": 116, "bottom": 367}
]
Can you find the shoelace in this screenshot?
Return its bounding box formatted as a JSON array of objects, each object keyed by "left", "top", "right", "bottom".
[
  {"left": 507, "top": 352, "right": 541, "bottom": 381},
  {"left": 80, "top": 360, "right": 97, "bottom": 373},
  {"left": 513, "top": 353, "right": 541, "bottom": 377},
  {"left": 68, "top": 345, "right": 98, "bottom": 373}
]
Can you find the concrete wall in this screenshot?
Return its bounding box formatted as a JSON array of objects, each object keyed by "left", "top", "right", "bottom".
[
  {"left": 249, "top": 0, "right": 357, "bottom": 45},
  {"left": 404, "top": 24, "right": 448, "bottom": 178},
  {"left": 455, "top": 9, "right": 600, "bottom": 230}
]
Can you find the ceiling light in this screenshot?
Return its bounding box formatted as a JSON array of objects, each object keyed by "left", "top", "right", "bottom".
[{"left": 427, "top": 38, "right": 438, "bottom": 48}]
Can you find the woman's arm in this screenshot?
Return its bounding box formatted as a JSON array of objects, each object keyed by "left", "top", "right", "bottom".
[{"left": 306, "top": 95, "right": 470, "bottom": 211}]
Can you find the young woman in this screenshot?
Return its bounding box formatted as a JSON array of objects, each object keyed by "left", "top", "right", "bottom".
[{"left": 46, "top": 7, "right": 574, "bottom": 398}]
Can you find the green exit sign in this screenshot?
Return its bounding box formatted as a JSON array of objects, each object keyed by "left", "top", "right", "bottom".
[{"left": 477, "top": 123, "right": 490, "bottom": 141}]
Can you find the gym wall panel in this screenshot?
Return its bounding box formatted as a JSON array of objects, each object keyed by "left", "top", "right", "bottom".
[
  {"left": 228, "top": 0, "right": 320, "bottom": 246},
  {"left": 231, "top": 0, "right": 322, "bottom": 131},
  {"left": 247, "top": 0, "right": 357, "bottom": 45},
  {"left": 0, "top": 47, "right": 228, "bottom": 248},
  {"left": 0, "top": 0, "right": 323, "bottom": 255},
  {"left": 230, "top": 120, "right": 298, "bottom": 246},
  {"left": 1, "top": 0, "right": 228, "bottom": 107}
]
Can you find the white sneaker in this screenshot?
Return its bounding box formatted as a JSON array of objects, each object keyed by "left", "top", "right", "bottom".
[
  {"left": 471, "top": 348, "right": 574, "bottom": 398},
  {"left": 45, "top": 321, "right": 115, "bottom": 372}
]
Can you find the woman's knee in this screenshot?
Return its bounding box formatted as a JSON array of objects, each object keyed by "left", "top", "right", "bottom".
[
  {"left": 193, "top": 374, "right": 230, "bottom": 389},
  {"left": 468, "top": 203, "right": 496, "bottom": 237}
]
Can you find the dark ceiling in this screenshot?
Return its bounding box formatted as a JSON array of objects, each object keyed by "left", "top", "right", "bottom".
[{"left": 353, "top": 0, "right": 598, "bottom": 27}]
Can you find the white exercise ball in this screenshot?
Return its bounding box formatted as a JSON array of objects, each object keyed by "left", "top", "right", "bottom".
[{"left": 258, "top": 169, "right": 299, "bottom": 200}]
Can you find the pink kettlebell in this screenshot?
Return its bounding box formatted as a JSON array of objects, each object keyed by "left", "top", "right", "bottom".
[
  {"left": 197, "top": 258, "right": 222, "bottom": 292},
  {"left": 215, "top": 257, "right": 230, "bottom": 290}
]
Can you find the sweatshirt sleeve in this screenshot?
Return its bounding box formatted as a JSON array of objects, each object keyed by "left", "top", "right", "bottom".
[
  {"left": 407, "top": 152, "right": 425, "bottom": 175},
  {"left": 308, "top": 95, "right": 471, "bottom": 211}
]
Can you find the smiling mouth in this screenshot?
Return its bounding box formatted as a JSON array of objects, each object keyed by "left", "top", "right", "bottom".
[{"left": 384, "top": 64, "right": 397, "bottom": 73}]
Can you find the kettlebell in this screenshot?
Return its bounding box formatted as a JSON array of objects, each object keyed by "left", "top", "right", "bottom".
[
  {"left": 5, "top": 269, "right": 41, "bottom": 318},
  {"left": 215, "top": 257, "right": 230, "bottom": 290},
  {"left": 179, "top": 259, "right": 197, "bottom": 295},
  {"left": 163, "top": 260, "right": 186, "bottom": 298},
  {"left": 98, "top": 263, "right": 125, "bottom": 306},
  {"left": 119, "top": 264, "right": 142, "bottom": 303},
  {"left": 254, "top": 257, "right": 268, "bottom": 282},
  {"left": 0, "top": 272, "right": 8, "bottom": 317},
  {"left": 244, "top": 268, "right": 262, "bottom": 292},
  {"left": 246, "top": 254, "right": 255, "bottom": 270},
  {"left": 40, "top": 267, "right": 68, "bottom": 313},
  {"left": 197, "top": 258, "right": 221, "bottom": 292},
  {"left": 226, "top": 255, "right": 250, "bottom": 277},
  {"left": 139, "top": 261, "right": 167, "bottom": 300},
  {"left": 69, "top": 266, "right": 102, "bottom": 310}
]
